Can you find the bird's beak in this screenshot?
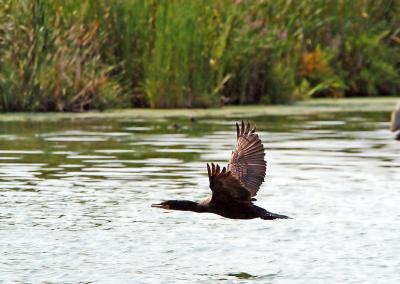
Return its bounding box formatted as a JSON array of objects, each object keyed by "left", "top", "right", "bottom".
[{"left": 151, "top": 203, "right": 170, "bottom": 209}]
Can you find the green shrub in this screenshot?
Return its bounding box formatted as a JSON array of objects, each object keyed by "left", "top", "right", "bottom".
[{"left": 0, "top": 0, "right": 399, "bottom": 111}]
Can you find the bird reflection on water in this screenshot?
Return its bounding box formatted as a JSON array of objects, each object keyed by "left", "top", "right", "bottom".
[{"left": 152, "top": 121, "right": 289, "bottom": 220}]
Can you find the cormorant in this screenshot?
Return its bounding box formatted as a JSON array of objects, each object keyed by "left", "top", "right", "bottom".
[
  {"left": 152, "top": 121, "right": 289, "bottom": 220},
  {"left": 390, "top": 102, "right": 400, "bottom": 140}
]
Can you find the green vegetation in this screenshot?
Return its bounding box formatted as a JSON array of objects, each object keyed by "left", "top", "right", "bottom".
[
  {"left": 0, "top": 0, "right": 399, "bottom": 111},
  {"left": 0, "top": 97, "right": 397, "bottom": 122}
]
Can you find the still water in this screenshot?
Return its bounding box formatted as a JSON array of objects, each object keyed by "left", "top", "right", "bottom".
[{"left": 0, "top": 112, "right": 399, "bottom": 283}]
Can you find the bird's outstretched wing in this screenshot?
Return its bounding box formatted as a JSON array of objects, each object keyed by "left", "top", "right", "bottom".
[
  {"left": 207, "top": 163, "right": 251, "bottom": 203},
  {"left": 227, "top": 121, "right": 266, "bottom": 197}
]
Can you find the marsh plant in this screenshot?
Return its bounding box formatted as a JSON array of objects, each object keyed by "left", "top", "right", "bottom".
[
  {"left": 0, "top": 1, "right": 120, "bottom": 111},
  {"left": 0, "top": 0, "right": 399, "bottom": 111}
]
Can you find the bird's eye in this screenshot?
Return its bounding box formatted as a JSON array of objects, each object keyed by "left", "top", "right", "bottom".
[{"left": 163, "top": 204, "right": 170, "bottom": 209}]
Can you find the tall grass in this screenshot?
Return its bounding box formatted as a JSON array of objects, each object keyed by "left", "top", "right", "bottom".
[
  {"left": 0, "top": 0, "right": 399, "bottom": 111},
  {"left": 143, "top": 1, "right": 239, "bottom": 107},
  {"left": 0, "top": 0, "right": 121, "bottom": 111}
]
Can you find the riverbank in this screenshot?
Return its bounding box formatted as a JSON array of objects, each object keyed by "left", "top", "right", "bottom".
[
  {"left": 0, "top": 97, "right": 398, "bottom": 122},
  {"left": 2, "top": 1, "right": 399, "bottom": 110}
]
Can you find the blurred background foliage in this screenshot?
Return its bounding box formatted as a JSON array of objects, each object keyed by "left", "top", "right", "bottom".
[{"left": 0, "top": 0, "right": 399, "bottom": 111}]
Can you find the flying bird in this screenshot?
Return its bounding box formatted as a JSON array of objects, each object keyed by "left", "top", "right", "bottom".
[{"left": 152, "top": 121, "right": 289, "bottom": 220}]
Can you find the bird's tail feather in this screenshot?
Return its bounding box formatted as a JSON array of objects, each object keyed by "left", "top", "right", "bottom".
[{"left": 260, "top": 211, "right": 291, "bottom": 220}]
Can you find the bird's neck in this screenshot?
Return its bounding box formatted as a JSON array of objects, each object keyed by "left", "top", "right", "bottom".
[{"left": 172, "top": 200, "right": 207, "bottom": 213}]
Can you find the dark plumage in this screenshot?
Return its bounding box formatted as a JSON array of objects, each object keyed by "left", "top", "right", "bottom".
[{"left": 152, "top": 121, "right": 289, "bottom": 220}]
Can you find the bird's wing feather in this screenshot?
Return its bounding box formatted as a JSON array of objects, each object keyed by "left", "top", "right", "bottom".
[
  {"left": 227, "top": 121, "right": 266, "bottom": 197},
  {"left": 207, "top": 163, "right": 251, "bottom": 203}
]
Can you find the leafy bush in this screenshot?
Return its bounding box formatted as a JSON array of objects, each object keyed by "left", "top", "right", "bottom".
[{"left": 0, "top": 0, "right": 399, "bottom": 111}]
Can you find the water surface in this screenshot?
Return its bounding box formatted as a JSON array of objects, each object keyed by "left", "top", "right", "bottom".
[{"left": 0, "top": 112, "right": 399, "bottom": 283}]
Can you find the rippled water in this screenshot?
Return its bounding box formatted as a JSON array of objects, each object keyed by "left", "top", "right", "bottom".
[{"left": 1, "top": 112, "right": 399, "bottom": 283}]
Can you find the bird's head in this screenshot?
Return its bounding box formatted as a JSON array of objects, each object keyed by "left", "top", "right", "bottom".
[
  {"left": 151, "top": 200, "right": 173, "bottom": 210},
  {"left": 151, "top": 200, "right": 201, "bottom": 211}
]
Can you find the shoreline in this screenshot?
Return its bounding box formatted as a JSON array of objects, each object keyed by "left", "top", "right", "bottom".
[{"left": 0, "top": 97, "right": 398, "bottom": 121}]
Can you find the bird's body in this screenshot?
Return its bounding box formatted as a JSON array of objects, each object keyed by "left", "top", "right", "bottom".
[
  {"left": 152, "top": 121, "right": 289, "bottom": 220},
  {"left": 158, "top": 199, "right": 288, "bottom": 220},
  {"left": 208, "top": 202, "right": 287, "bottom": 220}
]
